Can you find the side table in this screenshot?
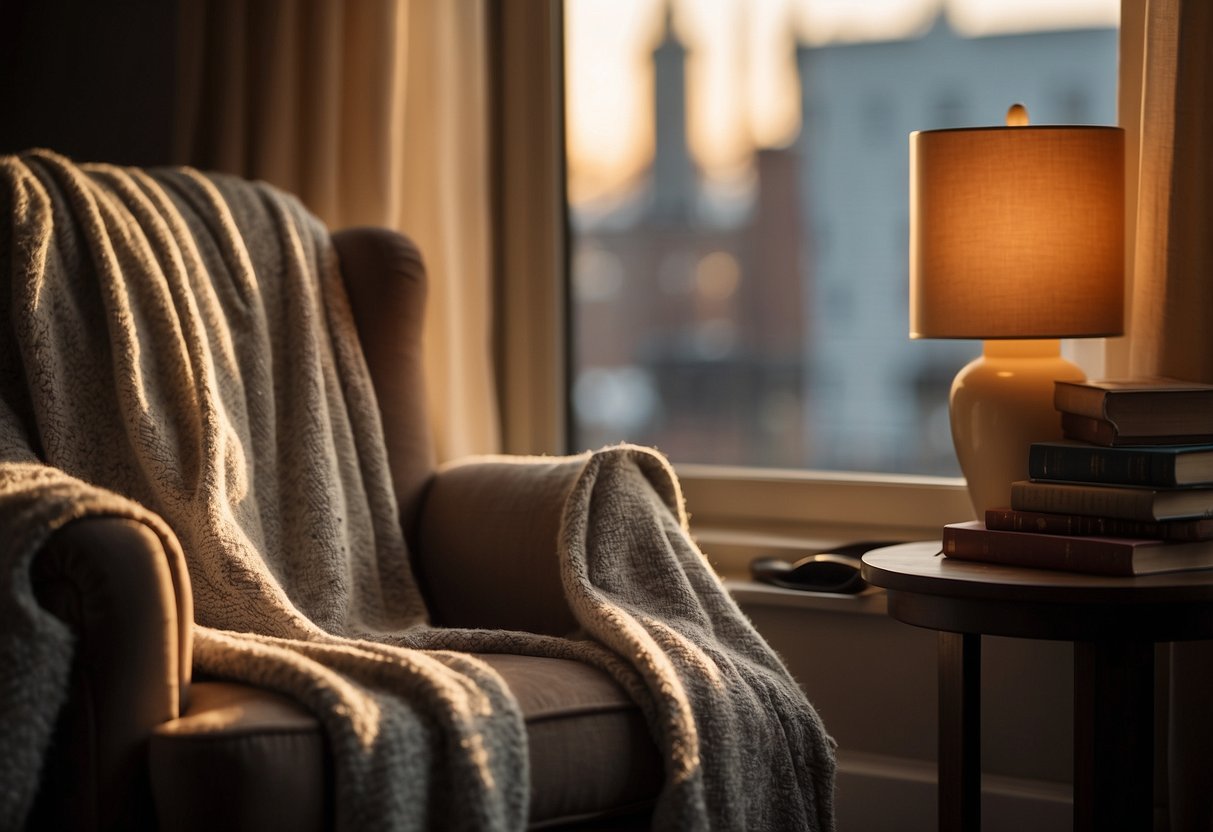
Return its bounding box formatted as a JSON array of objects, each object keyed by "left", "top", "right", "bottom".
[{"left": 861, "top": 541, "right": 1213, "bottom": 832}]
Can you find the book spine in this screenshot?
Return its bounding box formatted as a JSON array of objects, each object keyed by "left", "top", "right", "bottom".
[
  {"left": 1059, "top": 412, "right": 1119, "bottom": 446},
  {"left": 1060, "top": 410, "right": 1213, "bottom": 446},
  {"left": 1052, "top": 383, "right": 1107, "bottom": 420},
  {"left": 942, "top": 524, "right": 1134, "bottom": 576},
  {"left": 1010, "top": 481, "right": 1162, "bottom": 521},
  {"left": 985, "top": 508, "right": 1213, "bottom": 541},
  {"left": 1028, "top": 444, "right": 1180, "bottom": 487}
]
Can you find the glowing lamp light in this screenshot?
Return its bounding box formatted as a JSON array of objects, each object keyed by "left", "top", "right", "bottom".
[{"left": 910, "top": 104, "right": 1125, "bottom": 517}]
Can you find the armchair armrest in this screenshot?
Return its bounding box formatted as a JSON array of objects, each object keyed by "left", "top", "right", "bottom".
[
  {"left": 415, "top": 455, "right": 589, "bottom": 636},
  {"left": 27, "top": 515, "right": 192, "bottom": 831}
]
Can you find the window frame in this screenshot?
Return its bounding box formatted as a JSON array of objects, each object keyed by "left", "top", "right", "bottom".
[{"left": 491, "top": 0, "right": 1144, "bottom": 574}]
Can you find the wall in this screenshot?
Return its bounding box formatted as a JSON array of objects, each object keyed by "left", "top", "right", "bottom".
[{"left": 0, "top": 0, "right": 178, "bottom": 165}]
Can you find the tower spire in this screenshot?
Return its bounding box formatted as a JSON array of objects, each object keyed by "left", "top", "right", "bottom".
[{"left": 649, "top": 0, "right": 696, "bottom": 223}]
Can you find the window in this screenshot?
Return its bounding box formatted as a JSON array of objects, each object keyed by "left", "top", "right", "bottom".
[
  {"left": 563, "top": 1, "right": 1120, "bottom": 481},
  {"left": 491, "top": 1, "right": 1129, "bottom": 556}
]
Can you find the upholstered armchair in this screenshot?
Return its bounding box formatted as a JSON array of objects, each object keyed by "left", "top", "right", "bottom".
[
  {"left": 5, "top": 152, "right": 832, "bottom": 831},
  {"left": 23, "top": 228, "right": 662, "bottom": 831}
]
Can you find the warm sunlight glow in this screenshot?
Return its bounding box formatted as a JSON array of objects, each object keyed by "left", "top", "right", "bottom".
[
  {"left": 796, "top": 0, "right": 936, "bottom": 44},
  {"left": 565, "top": 0, "right": 657, "bottom": 202},
  {"left": 948, "top": 0, "right": 1120, "bottom": 36},
  {"left": 565, "top": 0, "right": 1119, "bottom": 204}
]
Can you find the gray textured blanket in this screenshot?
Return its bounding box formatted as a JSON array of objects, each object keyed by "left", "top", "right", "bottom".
[{"left": 0, "top": 150, "right": 834, "bottom": 830}]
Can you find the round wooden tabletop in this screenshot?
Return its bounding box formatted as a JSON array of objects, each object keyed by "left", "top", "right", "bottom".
[{"left": 861, "top": 541, "right": 1213, "bottom": 641}]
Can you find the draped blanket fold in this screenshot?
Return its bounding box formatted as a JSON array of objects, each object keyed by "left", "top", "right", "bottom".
[{"left": 0, "top": 150, "right": 835, "bottom": 831}]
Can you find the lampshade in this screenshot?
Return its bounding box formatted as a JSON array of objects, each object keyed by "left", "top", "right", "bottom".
[
  {"left": 910, "top": 124, "right": 1125, "bottom": 340},
  {"left": 908, "top": 111, "right": 1126, "bottom": 518}
]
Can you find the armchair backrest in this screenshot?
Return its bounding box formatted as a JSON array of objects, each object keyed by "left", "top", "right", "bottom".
[{"left": 332, "top": 228, "right": 437, "bottom": 554}]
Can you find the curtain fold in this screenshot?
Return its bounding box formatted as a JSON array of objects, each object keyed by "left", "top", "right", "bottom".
[
  {"left": 1129, "top": 0, "right": 1213, "bottom": 381},
  {"left": 1130, "top": 1, "right": 1213, "bottom": 828},
  {"left": 174, "top": 0, "right": 500, "bottom": 462}
]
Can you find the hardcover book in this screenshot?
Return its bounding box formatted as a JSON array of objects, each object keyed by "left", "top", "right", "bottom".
[
  {"left": 1010, "top": 479, "right": 1213, "bottom": 522},
  {"left": 1028, "top": 440, "right": 1213, "bottom": 487},
  {"left": 985, "top": 507, "right": 1213, "bottom": 542},
  {"left": 1054, "top": 377, "right": 1213, "bottom": 438},
  {"left": 942, "top": 520, "right": 1213, "bottom": 576},
  {"left": 1060, "top": 412, "right": 1213, "bottom": 447}
]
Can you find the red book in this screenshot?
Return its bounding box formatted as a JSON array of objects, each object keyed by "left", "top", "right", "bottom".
[{"left": 942, "top": 520, "right": 1213, "bottom": 577}]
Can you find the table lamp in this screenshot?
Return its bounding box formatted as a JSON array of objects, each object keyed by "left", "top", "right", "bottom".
[{"left": 909, "top": 104, "right": 1124, "bottom": 517}]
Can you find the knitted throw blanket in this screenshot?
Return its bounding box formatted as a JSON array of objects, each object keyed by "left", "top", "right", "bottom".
[{"left": 0, "top": 150, "right": 835, "bottom": 830}]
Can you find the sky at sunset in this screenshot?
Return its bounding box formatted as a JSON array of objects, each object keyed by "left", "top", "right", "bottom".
[{"left": 565, "top": 0, "right": 1120, "bottom": 203}]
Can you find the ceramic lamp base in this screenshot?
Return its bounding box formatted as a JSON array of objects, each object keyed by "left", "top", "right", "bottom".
[{"left": 950, "top": 339, "right": 1085, "bottom": 518}]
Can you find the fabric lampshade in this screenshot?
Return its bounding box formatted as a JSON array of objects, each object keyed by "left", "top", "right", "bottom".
[{"left": 910, "top": 124, "right": 1126, "bottom": 340}]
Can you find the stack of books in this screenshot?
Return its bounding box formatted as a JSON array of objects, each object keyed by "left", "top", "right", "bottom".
[{"left": 942, "top": 377, "right": 1213, "bottom": 576}]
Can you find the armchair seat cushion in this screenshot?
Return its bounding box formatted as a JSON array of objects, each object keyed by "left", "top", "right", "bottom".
[
  {"left": 149, "top": 655, "right": 660, "bottom": 831},
  {"left": 149, "top": 682, "right": 330, "bottom": 832},
  {"left": 478, "top": 653, "right": 661, "bottom": 827}
]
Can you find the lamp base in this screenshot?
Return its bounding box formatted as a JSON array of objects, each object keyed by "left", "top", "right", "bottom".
[{"left": 950, "top": 340, "right": 1085, "bottom": 518}]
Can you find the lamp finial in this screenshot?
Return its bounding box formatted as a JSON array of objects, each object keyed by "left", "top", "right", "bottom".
[{"left": 1006, "top": 103, "right": 1029, "bottom": 126}]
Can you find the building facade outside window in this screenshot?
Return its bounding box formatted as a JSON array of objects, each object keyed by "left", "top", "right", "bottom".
[{"left": 565, "top": 0, "right": 1119, "bottom": 477}]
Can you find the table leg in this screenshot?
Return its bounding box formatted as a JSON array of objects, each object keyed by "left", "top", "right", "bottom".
[
  {"left": 939, "top": 631, "right": 980, "bottom": 832},
  {"left": 1073, "top": 640, "right": 1154, "bottom": 832}
]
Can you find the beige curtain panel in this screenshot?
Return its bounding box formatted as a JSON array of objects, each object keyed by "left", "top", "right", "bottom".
[
  {"left": 1130, "top": 1, "right": 1213, "bottom": 828},
  {"left": 1129, "top": 0, "right": 1213, "bottom": 382},
  {"left": 174, "top": 0, "right": 500, "bottom": 462}
]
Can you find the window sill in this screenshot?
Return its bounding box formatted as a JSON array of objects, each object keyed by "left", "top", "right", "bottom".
[
  {"left": 677, "top": 463, "right": 967, "bottom": 577},
  {"left": 724, "top": 579, "right": 889, "bottom": 616}
]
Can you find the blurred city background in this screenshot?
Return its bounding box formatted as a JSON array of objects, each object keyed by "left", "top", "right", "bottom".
[{"left": 565, "top": 0, "right": 1118, "bottom": 475}]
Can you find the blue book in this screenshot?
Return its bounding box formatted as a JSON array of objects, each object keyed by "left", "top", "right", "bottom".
[{"left": 1028, "top": 440, "right": 1213, "bottom": 488}]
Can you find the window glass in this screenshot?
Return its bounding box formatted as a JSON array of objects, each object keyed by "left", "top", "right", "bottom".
[{"left": 565, "top": 0, "right": 1119, "bottom": 475}]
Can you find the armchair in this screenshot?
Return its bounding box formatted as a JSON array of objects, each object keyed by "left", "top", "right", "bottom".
[
  {"left": 3, "top": 152, "right": 833, "bottom": 832},
  {"left": 24, "top": 227, "right": 661, "bottom": 831}
]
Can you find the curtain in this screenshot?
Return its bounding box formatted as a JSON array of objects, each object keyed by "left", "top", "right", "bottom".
[
  {"left": 1130, "top": 0, "right": 1213, "bottom": 827},
  {"left": 1129, "top": 0, "right": 1213, "bottom": 380},
  {"left": 174, "top": 0, "right": 500, "bottom": 462}
]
